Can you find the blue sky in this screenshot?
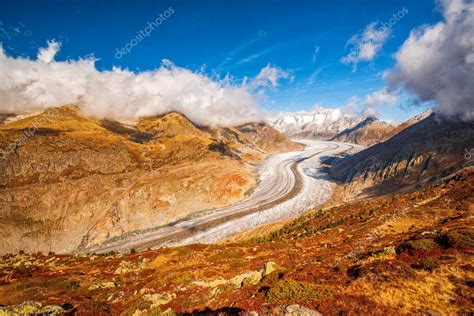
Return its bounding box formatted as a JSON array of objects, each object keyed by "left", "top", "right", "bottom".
[{"left": 1, "top": 0, "right": 444, "bottom": 122}]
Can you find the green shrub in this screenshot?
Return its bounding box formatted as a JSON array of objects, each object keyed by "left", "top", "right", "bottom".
[
  {"left": 65, "top": 280, "right": 80, "bottom": 291},
  {"left": 436, "top": 230, "right": 474, "bottom": 249},
  {"left": 411, "top": 258, "right": 440, "bottom": 272},
  {"left": 404, "top": 238, "right": 438, "bottom": 251},
  {"left": 174, "top": 272, "right": 193, "bottom": 285},
  {"left": 265, "top": 279, "right": 333, "bottom": 303}
]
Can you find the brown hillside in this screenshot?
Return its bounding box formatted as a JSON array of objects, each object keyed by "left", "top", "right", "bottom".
[{"left": 0, "top": 105, "right": 301, "bottom": 255}]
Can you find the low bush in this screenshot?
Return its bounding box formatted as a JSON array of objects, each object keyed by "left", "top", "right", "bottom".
[
  {"left": 265, "top": 279, "right": 333, "bottom": 303},
  {"left": 436, "top": 230, "right": 474, "bottom": 250},
  {"left": 411, "top": 258, "right": 440, "bottom": 272}
]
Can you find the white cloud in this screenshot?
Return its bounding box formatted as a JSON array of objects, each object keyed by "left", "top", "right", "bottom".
[
  {"left": 306, "top": 66, "right": 324, "bottom": 86},
  {"left": 341, "top": 22, "right": 391, "bottom": 71},
  {"left": 37, "top": 40, "right": 61, "bottom": 63},
  {"left": 385, "top": 0, "right": 474, "bottom": 121},
  {"left": 332, "top": 90, "right": 398, "bottom": 118},
  {"left": 0, "top": 41, "right": 264, "bottom": 126},
  {"left": 250, "top": 64, "right": 292, "bottom": 89},
  {"left": 312, "top": 46, "right": 320, "bottom": 63},
  {"left": 363, "top": 89, "right": 399, "bottom": 116}
]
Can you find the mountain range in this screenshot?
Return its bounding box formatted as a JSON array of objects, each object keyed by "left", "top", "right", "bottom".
[
  {"left": 268, "top": 107, "right": 440, "bottom": 148},
  {"left": 268, "top": 107, "right": 368, "bottom": 140}
]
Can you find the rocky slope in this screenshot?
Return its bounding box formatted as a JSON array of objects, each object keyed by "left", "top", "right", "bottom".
[
  {"left": 330, "top": 113, "right": 474, "bottom": 197},
  {"left": 0, "top": 168, "right": 472, "bottom": 315},
  {"left": 268, "top": 107, "right": 368, "bottom": 140},
  {"left": 330, "top": 116, "right": 396, "bottom": 147},
  {"left": 0, "top": 105, "right": 302, "bottom": 255}
]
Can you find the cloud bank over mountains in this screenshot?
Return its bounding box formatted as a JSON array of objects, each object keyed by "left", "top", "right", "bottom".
[
  {"left": 0, "top": 41, "right": 294, "bottom": 126},
  {"left": 385, "top": 0, "right": 474, "bottom": 121},
  {"left": 1, "top": 0, "right": 472, "bottom": 125}
]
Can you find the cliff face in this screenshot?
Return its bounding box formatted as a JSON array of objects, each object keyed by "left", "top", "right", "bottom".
[
  {"left": 330, "top": 113, "right": 474, "bottom": 196},
  {"left": 0, "top": 106, "right": 302, "bottom": 254}
]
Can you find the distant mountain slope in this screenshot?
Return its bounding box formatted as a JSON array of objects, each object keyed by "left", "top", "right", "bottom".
[
  {"left": 330, "top": 109, "right": 434, "bottom": 147},
  {"left": 0, "top": 105, "right": 301, "bottom": 254},
  {"left": 330, "top": 113, "right": 474, "bottom": 196},
  {"left": 330, "top": 117, "right": 396, "bottom": 146},
  {"left": 268, "top": 107, "right": 367, "bottom": 140}
]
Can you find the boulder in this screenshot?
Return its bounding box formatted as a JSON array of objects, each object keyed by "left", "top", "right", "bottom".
[
  {"left": 263, "top": 261, "right": 280, "bottom": 277},
  {"left": 285, "top": 304, "right": 322, "bottom": 316}
]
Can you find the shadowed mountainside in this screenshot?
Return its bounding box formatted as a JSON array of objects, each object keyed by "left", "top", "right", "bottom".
[{"left": 330, "top": 113, "right": 474, "bottom": 197}]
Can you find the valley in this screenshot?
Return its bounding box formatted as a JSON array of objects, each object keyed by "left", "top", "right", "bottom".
[
  {"left": 85, "top": 141, "right": 361, "bottom": 253},
  {"left": 1, "top": 167, "right": 472, "bottom": 315}
]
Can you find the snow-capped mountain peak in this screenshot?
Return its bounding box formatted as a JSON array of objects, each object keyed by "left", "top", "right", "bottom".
[{"left": 267, "top": 107, "right": 367, "bottom": 139}]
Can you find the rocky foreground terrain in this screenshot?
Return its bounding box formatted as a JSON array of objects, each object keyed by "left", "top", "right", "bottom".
[
  {"left": 0, "top": 168, "right": 472, "bottom": 315},
  {"left": 0, "top": 105, "right": 301, "bottom": 255}
]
